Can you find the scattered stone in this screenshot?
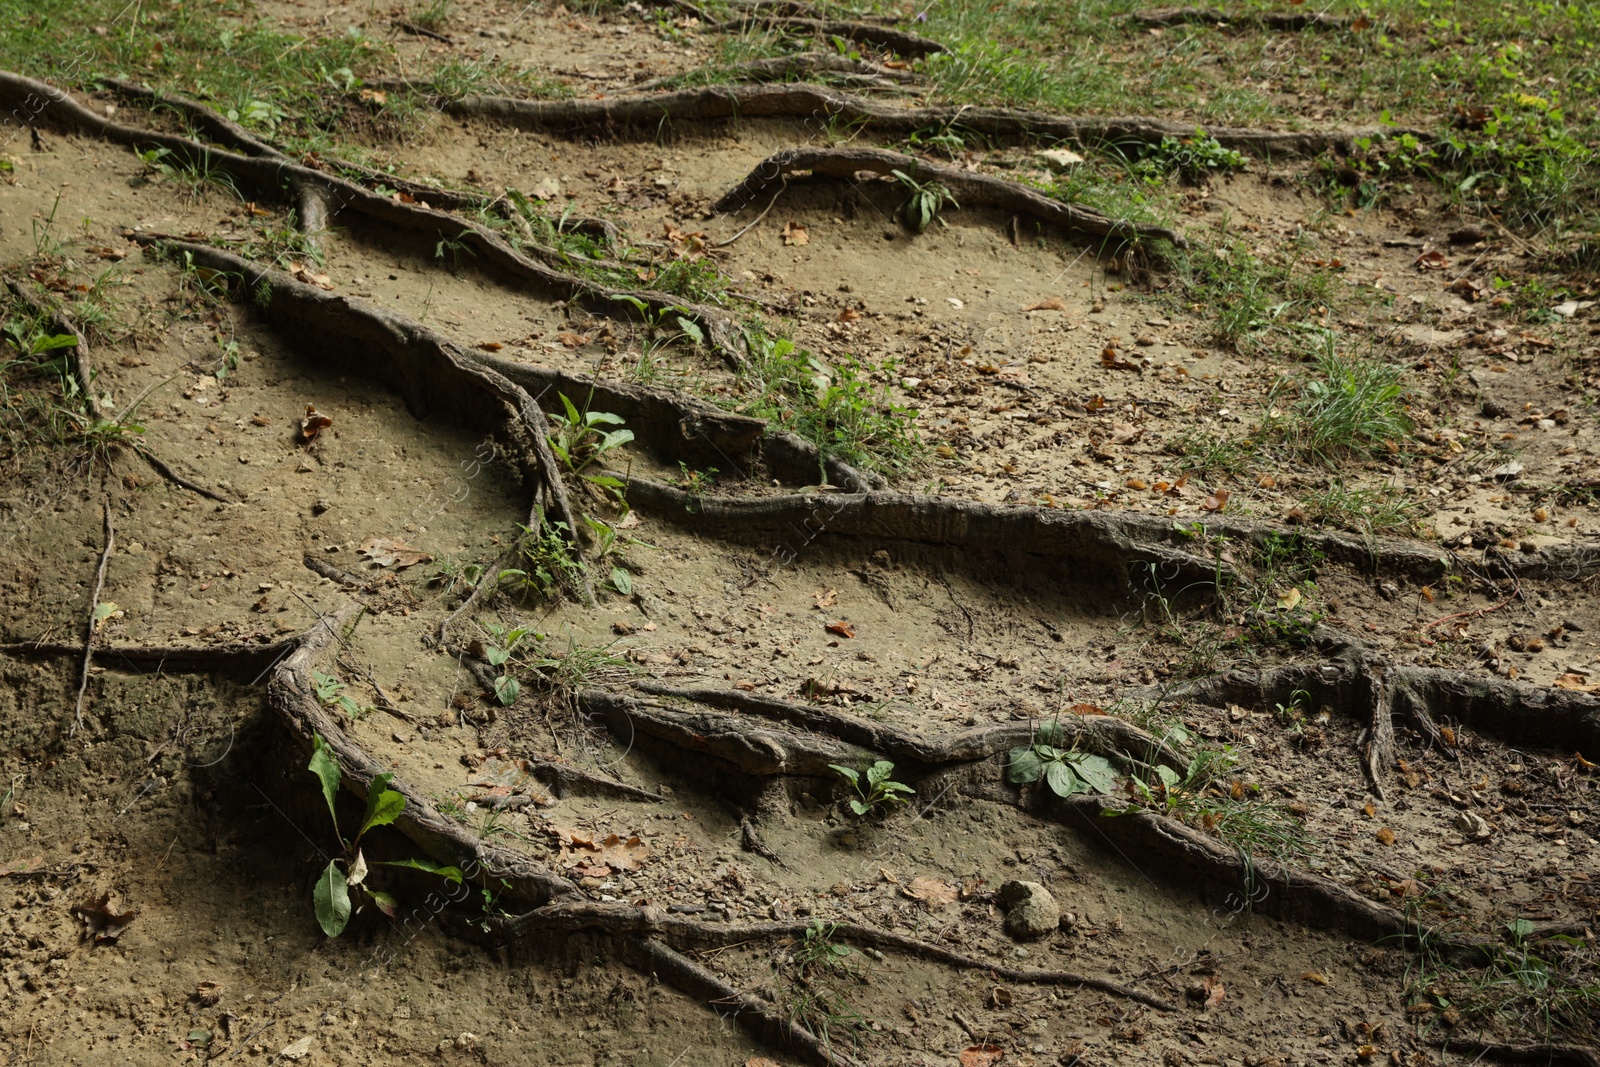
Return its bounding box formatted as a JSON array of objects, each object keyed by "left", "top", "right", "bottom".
[
  {"left": 1453, "top": 811, "right": 1492, "bottom": 840},
  {"left": 279, "top": 1036, "right": 315, "bottom": 1061},
  {"left": 1488, "top": 461, "right": 1524, "bottom": 482},
  {"left": 312, "top": 498, "right": 333, "bottom": 515},
  {"left": 1034, "top": 148, "right": 1085, "bottom": 171},
  {"left": 998, "top": 880, "right": 1059, "bottom": 939}
]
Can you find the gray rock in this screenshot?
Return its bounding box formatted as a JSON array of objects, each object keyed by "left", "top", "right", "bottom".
[{"left": 998, "top": 880, "right": 1059, "bottom": 940}]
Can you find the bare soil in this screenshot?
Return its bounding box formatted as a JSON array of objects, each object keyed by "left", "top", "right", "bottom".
[{"left": 2, "top": 3, "right": 1598, "bottom": 1067}]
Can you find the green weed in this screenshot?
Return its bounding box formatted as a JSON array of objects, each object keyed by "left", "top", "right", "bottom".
[{"left": 828, "top": 760, "right": 913, "bottom": 817}]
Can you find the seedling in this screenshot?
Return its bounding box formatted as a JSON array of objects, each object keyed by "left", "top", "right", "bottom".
[
  {"left": 305, "top": 733, "right": 462, "bottom": 937},
  {"left": 829, "top": 760, "right": 914, "bottom": 816},
  {"left": 1006, "top": 720, "right": 1119, "bottom": 798},
  {"left": 479, "top": 622, "right": 540, "bottom": 705},
  {"left": 891, "top": 169, "right": 958, "bottom": 233},
  {"left": 312, "top": 670, "right": 373, "bottom": 719},
  {"left": 547, "top": 393, "right": 633, "bottom": 501}
]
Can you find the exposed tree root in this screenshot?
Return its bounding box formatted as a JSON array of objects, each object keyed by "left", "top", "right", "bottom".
[
  {"left": 638, "top": 53, "right": 921, "bottom": 92},
  {"left": 607, "top": 475, "right": 1233, "bottom": 590},
  {"left": 712, "top": 145, "right": 1187, "bottom": 248},
  {"left": 95, "top": 77, "right": 290, "bottom": 161},
  {"left": 710, "top": 16, "right": 947, "bottom": 58},
  {"left": 0, "top": 637, "right": 298, "bottom": 676},
  {"left": 130, "top": 238, "right": 588, "bottom": 578},
  {"left": 5, "top": 278, "right": 102, "bottom": 418},
  {"left": 1126, "top": 7, "right": 1349, "bottom": 31},
  {"left": 625, "top": 936, "right": 863, "bottom": 1067},
  {"left": 70, "top": 501, "right": 114, "bottom": 737},
  {"left": 519, "top": 756, "right": 664, "bottom": 803},
  {"left": 268, "top": 604, "right": 578, "bottom": 902},
  {"left": 135, "top": 445, "right": 234, "bottom": 502},
  {"left": 0, "top": 72, "right": 744, "bottom": 368},
  {"left": 1425, "top": 1038, "right": 1600, "bottom": 1067},
  {"left": 395, "top": 81, "right": 1424, "bottom": 157},
  {"left": 493, "top": 902, "right": 1178, "bottom": 1011},
  {"left": 1169, "top": 655, "right": 1600, "bottom": 763},
  {"left": 391, "top": 18, "right": 455, "bottom": 44},
  {"left": 632, "top": 681, "right": 1191, "bottom": 774}
]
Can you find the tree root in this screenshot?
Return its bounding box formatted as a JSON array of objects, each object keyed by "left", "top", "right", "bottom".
[
  {"left": 136, "top": 445, "right": 234, "bottom": 502},
  {"left": 130, "top": 238, "right": 588, "bottom": 578},
  {"left": 606, "top": 475, "right": 1232, "bottom": 590},
  {"left": 638, "top": 53, "right": 921, "bottom": 92},
  {"left": 95, "top": 77, "right": 290, "bottom": 161},
  {"left": 625, "top": 936, "right": 863, "bottom": 1067},
  {"left": 1425, "top": 1037, "right": 1600, "bottom": 1067},
  {"left": 712, "top": 145, "right": 1187, "bottom": 248},
  {"left": 0, "top": 637, "right": 298, "bottom": 676},
  {"left": 1168, "top": 656, "right": 1600, "bottom": 763},
  {"left": 714, "top": 15, "right": 947, "bottom": 58},
  {"left": 71, "top": 502, "right": 114, "bottom": 737},
  {"left": 5, "top": 278, "right": 102, "bottom": 419},
  {"left": 396, "top": 81, "right": 1424, "bottom": 157},
  {"left": 0, "top": 72, "right": 743, "bottom": 368},
  {"left": 492, "top": 901, "right": 1178, "bottom": 1011},
  {"left": 632, "top": 681, "right": 1191, "bottom": 775},
  {"left": 268, "top": 604, "right": 578, "bottom": 902},
  {"left": 1126, "top": 7, "right": 1350, "bottom": 31}
]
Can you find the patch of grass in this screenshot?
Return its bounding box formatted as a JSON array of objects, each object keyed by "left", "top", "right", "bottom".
[
  {"left": 1127, "top": 130, "right": 1246, "bottom": 182},
  {"left": 407, "top": 0, "right": 454, "bottom": 31},
  {"left": 1267, "top": 351, "right": 1412, "bottom": 462},
  {"left": 739, "top": 329, "right": 921, "bottom": 477},
  {"left": 1295, "top": 479, "right": 1420, "bottom": 535},
  {"left": 1175, "top": 243, "right": 1342, "bottom": 353},
  {"left": 774, "top": 920, "right": 870, "bottom": 1058}
]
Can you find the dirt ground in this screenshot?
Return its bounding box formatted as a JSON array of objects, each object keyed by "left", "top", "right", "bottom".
[{"left": 1, "top": 2, "right": 1598, "bottom": 1066}]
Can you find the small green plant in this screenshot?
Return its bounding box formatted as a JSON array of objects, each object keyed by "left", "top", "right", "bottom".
[
  {"left": 1131, "top": 130, "right": 1246, "bottom": 181},
  {"left": 306, "top": 733, "right": 462, "bottom": 937},
  {"left": 677, "top": 461, "right": 717, "bottom": 511},
  {"left": 498, "top": 520, "right": 587, "bottom": 600},
  {"left": 1268, "top": 352, "right": 1411, "bottom": 462},
  {"left": 547, "top": 393, "right": 633, "bottom": 500},
  {"left": 611, "top": 296, "right": 705, "bottom": 382},
  {"left": 434, "top": 232, "right": 476, "bottom": 274},
  {"left": 479, "top": 622, "right": 539, "bottom": 705},
  {"left": 829, "top": 760, "right": 914, "bottom": 816},
  {"left": 775, "top": 919, "right": 869, "bottom": 1055},
  {"left": 407, "top": 0, "right": 453, "bottom": 30},
  {"left": 891, "top": 168, "right": 959, "bottom": 233},
  {"left": 31, "top": 191, "right": 64, "bottom": 258},
  {"left": 312, "top": 671, "right": 373, "bottom": 719},
  {"left": 1006, "top": 720, "right": 1119, "bottom": 798}
]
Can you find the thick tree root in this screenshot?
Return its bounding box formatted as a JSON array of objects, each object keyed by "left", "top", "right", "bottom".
[
  {"left": 638, "top": 53, "right": 922, "bottom": 92},
  {"left": 1168, "top": 655, "right": 1600, "bottom": 763},
  {"left": 136, "top": 446, "right": 234, "bottom": 502},
  {"left": 632, "top": 681, "right": 1191, "bottom": 775},
  {"left": 625, "top": 936, "right": 864, "bottom": 1067},
  {"left": 712, "top": 145, "right": 1187, "bottom": 248},
  {"left": 268, "top": 605, "right": 578, "bottom": 902},
  {"left": 1425, "top": 1038, "right": 1600, "bottom": 1067},
  {"left": 0, "top": 72, "right": 743, "bottom": 367},
  {"left": 96, "top": 77, "right": 290, "bottom": 161},
  {"left": 0, "top": 637, "right": 298, "bottom": 675},
  {"left": 492, "top": 901, "right": 1178, "bottom": 1011},
  {"left": 1126, "top": 7, "right": 1350, "bottom": 31},
  {"left": 396, "top": 81, "right": 1425, "bottom": 157},
  {"left": 710, "top": 16, "right": 947, "bottom": 58},
  {"left": 131, "top": 238, "right": 588, "bottom": 578}
]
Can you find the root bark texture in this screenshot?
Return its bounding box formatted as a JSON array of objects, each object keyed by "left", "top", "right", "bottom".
[
  {"left": 712, "top": 145, "right": 1187, "bottom": 248},
  {"left": 400, "top": 81, "right": 1425, "bottom": 157}
]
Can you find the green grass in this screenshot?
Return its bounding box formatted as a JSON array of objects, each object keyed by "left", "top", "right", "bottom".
[{"left": 1269, "top": 351, "right": 1412, "bottom": 462}]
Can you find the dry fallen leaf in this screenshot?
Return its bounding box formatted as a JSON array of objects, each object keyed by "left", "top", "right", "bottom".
[
  {"left": 1300, "top": 971, "right": 1329, "bottom": 985},
  {"left": 1202, "top": 489, "right": 1230, "bottom": 512},
  {"left": 287, "top": 261, "right": 334, "bottom": 289},
  {"left": 1, "top": 855, "right": 43, "bottom": 878},
  {"left": 476, "top": 341, "right": 505, "bottom": 352},
  {"left": 74, "top": 891, "right": 138, "bottom": 943},
  {"left": 825, "top": 620, "right": 856, "bottom": 639},
  {"left": 1067, "top": 702, "right": 1104, "bottom": 716},
  {"left": 1554, "top": 673, "right": 1600, "bottom": 693},
  {"left": 358, "top": 536, "right": 434, "bottom": 569},
  {"left": 556, "top": 332, "right": 589, "bottom": 348},
  {"left": 299, "top": 405, "right": 333, "bottom": 442},
  {"left": 1022, "top": 297, "right": 1066, "bottom": 312},
  {"left": 813, "top": 588, "right": 838, "bottom": 609},
  {"left": 1276, "top": 586, "right": 1302, "bottom": 611},
  {"left": 1414, "top": 250, "right": 1450, "bottom": 271},
  {"left": 780, "top": 220, "right": 809, "bottom": 246},
  {"left": 959, "top": 1046, "right": 1004, "bottom": 1067},
  {"left": 1376, "top": 827, "right": 1396, "bottom": 845},
  {"left": 1203, "top": 975, "right": 1225, "bottom": 1009},
  {"left": 904, "top": 876, "right": 959, "bottom": 907}
]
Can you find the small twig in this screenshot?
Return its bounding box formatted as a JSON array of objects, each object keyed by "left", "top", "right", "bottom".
[
  {"left": 136, "top": 446, "right": 232, "bottom": 502},
  {"left": 392, "top": 18, "right": 455, "bottom": 43},
  {"left": 72, "top": 502, "right": 115, "bottom": 737},
  {"left": 713, "top": 176, "right": 788, "bottom": 248},
  {"left": 1421, "top": 588, "right": 1519, "bottom": 630}
]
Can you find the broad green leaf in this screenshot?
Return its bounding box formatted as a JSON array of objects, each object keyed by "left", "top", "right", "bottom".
[
  {"left": 368, "top": 889, "right": 399, "bottom": 918},
  {"left": 558, "top": 393, "right": 580, "bottom": 425},
  {"left": 610, "top": 566, "right": 633, "bottom": 596},
  {"left": 376, "top": 857, "right": 463, "bottom": 883},
  {"left": 486, "top": 646, "right": 510, "bottom": 666},
  {"left": 313, "top": 858, "right": 351, "bottom": 937},
  {"left": 494, "top": 674, "right": 520, "bottom": 706},
  {"left": 1044, "top": 760, "right": 1081, "bottom": 798},
  {"left": 1071, "top": 754, "right": 1118, "bottom": 795},
  {"left": 676, "top": 316, "right": 705, "bottom": 345},
  {"left": 867, "top": 761, "right": 895, "bottom": 785},
  {"left": 849, "top": 799, "right": 870, "bottom": 815},
  {"left": 308, "top": 734, "right": 341, "bottom": 833},
  {"left": 360, "top": 774, "right": 405, "bottom": 836},
  {"left": 33, "top": 333, "right": 79, "bottom": 353},
  {"left": 828, "top": 763, "right": 860, "bottom": 786},
  {"left": 599, "top": 428, "right": 634, "bottom": 451},
  {"left": 586, "top": 410, "right": 626, "bottom": 426},
  {"left": 1506, "top": 918, "right": 1536, "bottom": 942},
  {"left": 880, "top": 780, "right": 914, "bottom": 796},
  {"left": 1036, "top": 720, "right": 1065, "bottom": 746},
  {"left": 1007, "top": 747, "right": 1045, "bottom": 784},
  {"left": 1155, "top": 765, "right": 1181, "bottom": 789}
]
